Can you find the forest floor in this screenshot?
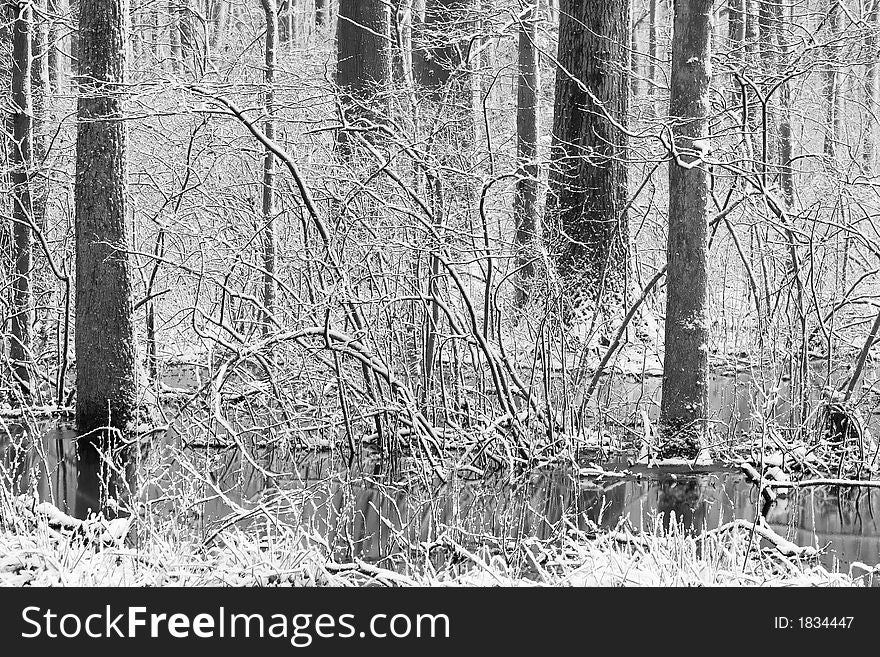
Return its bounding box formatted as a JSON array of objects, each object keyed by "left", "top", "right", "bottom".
[{"left": 0, "top": 492, "right": 873, "bottom": 587}]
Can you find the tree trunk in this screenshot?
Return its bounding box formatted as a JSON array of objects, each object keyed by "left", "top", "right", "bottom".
[
  {"left": 823, "top": 0, "right": 840, "bottom": 158},
  {"left": 648, "top": 0, "right": 658, "bottom": 115},
  {"left": 392, "top": 0, "right": 414, "bottom": 88},
  {"left": 261, "top": 0, "right": 278, "bottom": 331},
  {"left": 279, "top": 0, "right": 289, "bottom": 42},
  {"left": 30, "top": 0, "right": 49, "bottom": 231},
  {"left": 151, "top": 0, "right": 159, "bottom": 58},
  {"left": 178, "top": 0, "right": 195, "bottom": 71},
  {"left": 336, "top": 0, "right": 391, "bottom": 147},
  {"left": 727, "top": 0, "right": 743, "bottom": 106},
  {"left": 743, "top": 0, "right": 759, "bottom": 156},
  {"left": 209, "top": 0, "right": 228, "bottom": 52},
  {"left": 414, "top": 0, "right": 469, "bottom": 100},
  {"left": 778, "top": 0, "right": 794, "bottom": 203},
  {"left": 316, "top": 0, "right": 327, "bottom": 27},
  {"left": 69, "top": 0, "right": 78, "bottom": 74},
  {"left": 170, "top": 0, "right": 181, "bottom": 72},
  {"left": 658, "top": 0, "right": 713, "bottom": 460},
  {"left": 47, "top": 0, "right": 67, "bottom": 92},
  {"left": 514, "top": 0, "right": 539, "bottom": 307},
  {"left": 75, "top": 0, "right": 138, "bottom": 436},
  {"left": 546, "top": 0, "right": 630, "bottom": 311},
  {"left": 865, "top": 0, "right": 879, "bottom": 168},
  {"left": 758, "top": 0, "right": 778, "bottom": 172},
  {"left": 10, "top": 0, "right": 35, "bottom": 399},
  {"left": 630, "top": 10, "right": 638, "bottom": 100}
]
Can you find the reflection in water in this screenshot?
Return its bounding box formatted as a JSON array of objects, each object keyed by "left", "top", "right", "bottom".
[
  {"left": 656, "top": 474, "right": 707, "bottom": 533},
  {"left": 73, "top": 438, "right": 135, "bottom": 520},
  {"left": 0, "top": 428, "right": 133, "bottom": 520},
  {"left": 592, "top": 362, "right": 880, "bottom": 440},
  {"left": 2, "top": 427, "right": 879, "bottom": 572},
  {"left": 74, "top": 441, "right": 103, "bottom": 519}
]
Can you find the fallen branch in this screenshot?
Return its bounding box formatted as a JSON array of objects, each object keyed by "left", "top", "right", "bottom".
[
  {"left": 0, "top": 405, "right": 74, "bottom": 418},
  {"left": 740, "top": 461, "right": 777, "bottom": 503},
  {"left": 765, "top": 478, "right": 880, "bottom": 489},
  {"left": 702, "top": 519, "right": 818, "bottom": 559},
  {"left": 323, "top": 560, "right": 419, "bottom": 587}
]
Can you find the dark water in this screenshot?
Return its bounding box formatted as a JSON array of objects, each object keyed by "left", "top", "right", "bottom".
[
  {"left": 2, "top": 362, "right": 879, "bottom": 575},
  {"left": 3, "top": 426, "right": 879, "bottom": 574},
  {"left": 592, "top": 360, "right": 880, "bottom": 438}
]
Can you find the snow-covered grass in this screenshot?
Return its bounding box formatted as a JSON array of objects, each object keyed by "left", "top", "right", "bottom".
[{"left": 1, "top": 493, "right": 874, "bottom": 587}]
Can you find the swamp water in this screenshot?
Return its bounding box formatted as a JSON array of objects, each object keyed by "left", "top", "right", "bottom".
[{"left": 3, "top": 364, "right": 880, "bottom": 574}]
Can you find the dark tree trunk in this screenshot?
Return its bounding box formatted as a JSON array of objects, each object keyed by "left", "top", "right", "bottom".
[
  {"left": 9, "top": 0, "right": 35, "bottom": 399},
  {"left": 279, "top": 0, "right": 290, "bottom": 42},
  {"left": 30, "top": 0, "right": 48, "bottom": 231},
  {"left": 336, "top": 0, "right": 391, "bottom": 147},
  {"left": 75, "top": 0, "right": 138, "bottom": 436},
  {"left": 316, "top": 0, "right": 327, "bottom": 27},
  {"left": 758, "top": 0, "right": 778, "bottom": 171},
  {"left": 658, "top": 0, "right": 713, "bottom": 459},
  {"left": 514, "top": 0, "right": 539, "bottom": 306},
  {"left": 727, "top": 0, "right": 743, "bottom": 99},
  {"left": 777, "top": 0, "right": 794, "bottom": 204},
  {"left": 414, "top": 0, "right": 470, "bottom": 100},
  {"left": 546, "top": 0, "right": 630, "bottom": 310},
  {"left": 261, "top": 0, "right": 278, "bottom": 330}
]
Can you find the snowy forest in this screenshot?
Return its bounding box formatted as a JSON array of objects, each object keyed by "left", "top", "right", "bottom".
[{"left": 1, "top": 0, "right": 880, "bottom": 587}]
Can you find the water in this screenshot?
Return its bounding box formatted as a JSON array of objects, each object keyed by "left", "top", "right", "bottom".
[
  {"left": 592, "top": 359, "right": 880, "bottom": 438},
  {"left": 3, "top": 427, "right": 878, "bottom": 574},
  {"left": 2, "top": 362, "right": 879, "bottom": 575}
]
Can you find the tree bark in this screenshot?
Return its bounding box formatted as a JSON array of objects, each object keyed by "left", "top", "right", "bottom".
[
  {"left": 758, "top": 0, "right": 778, "bottom": 171},
  {"left": 778, "top": 0, "right": 794, "bottom": 203},
  {"left": 169, "top": 0, "right": 180, "bottom": 72},
  {"left": 75, "top": 0, "right": 138, "bottom": 436},
  {"left": 414, "top": 0, "right": 470, "bottom": 101},
  {"left": 336, "top": 0, "right": 391, "bottom": 147},
  {"left": 658, "top": 0, "right": 713, "bottom": 459},
  {"left": 69, "top": 0, "right": 78, "bottom": 74},
  {"left": 209, "top": 0, "right": 228, "bottom": 52},
  {"left": 178, "top": 0, "right": 195, "bottom": 71},
  {"left": 546, "top": 0, "right": 630, "bottom": 311},
  {"left": 514, "top": 0, "right": 539, "bottom": 307},
  {"left": 47, "top": 0, "right": 67, "bottom": 92},
  {"left": 316, "top": 0, "right": 327, "bottom": 27},
  {"left": 261, "top": 0, "right": 278, "bottom": 331},
  {"left": 30, "top": 0, "right": 49, "bottom": 231},
  {"left": 648, "top": 0, "right": 658, "bottom": 115},
  {"left": 392, "top": 0, "right": 414, "bottom": 88},
  {"left": 823, "top": 0, "right": 840, "bottom": 158},
  {"left": 9, "top": 0, "right": 35, "bottom": 399},
  {"left": 865, "top": 0, "right": 879, "bottom": 168}
]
